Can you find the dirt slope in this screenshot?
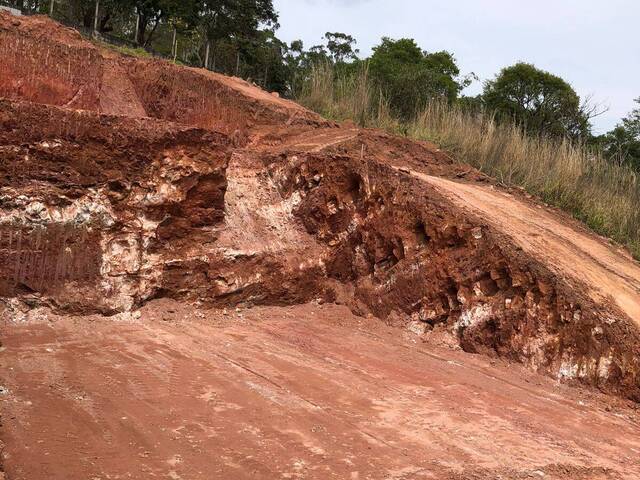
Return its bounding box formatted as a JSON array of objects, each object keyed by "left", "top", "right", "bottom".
[
  {"left": 2, "top": 301, "right": 639, "bottom": 480},
  {"left": 1, "top": 11, "right": 640, "bottom": 480},
  {"left": 419, "top": 174, "right": 640, "bottom": 321}
]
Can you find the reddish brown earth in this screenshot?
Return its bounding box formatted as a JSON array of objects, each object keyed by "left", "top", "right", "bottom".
[
  {"left": 2, "top": 300, "right": 640, "bottom": 480},
  {"left": 1, "top": 12, "right": 640, "bottom": 480}
]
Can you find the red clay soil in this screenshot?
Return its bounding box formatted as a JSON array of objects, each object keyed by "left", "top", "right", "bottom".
[
  {"left": 0, "top": 12, "right": 323, "bottom": 134},
  {"left": 1, "top": 11, "right": 640, "bottom": 480},
  {"left": 2, "top": 300, "right": 640, "bottom": 480}
]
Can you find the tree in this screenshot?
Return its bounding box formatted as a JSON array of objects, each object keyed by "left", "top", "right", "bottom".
[
  {"left": 234, "top": 30, "right": 290, "bottom": 93},
  {"left": 65, "top": 0, "right": 132, "bottom": 33},
  {"left": 282, "top": 39, "right": 332, "bottom": 96},
  {"left": 368, "top": 37, "right": 468, "bottom": 119},
  {"left": 199, "top": 0, "right": 278, "bottom": 68},
  {"left": 324, "top": 32, "right": 358, "bottom": 63},
  {"left": 130, "top": 0, "right": 199, "bottom": 47},
  {"left": 482, "top": 63, "right": 593, "bottom": 139},
  {"left": 600, "top": 98, "right": 640, "bottom": 169},
  {"left": 283, "top": 39, "right": 308, "bottom": 96}
]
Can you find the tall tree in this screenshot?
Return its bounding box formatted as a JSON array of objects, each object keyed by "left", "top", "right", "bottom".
[
  {"left": 130, "top": 0, "right": 199, "bottom": 46},
  {"left": 324, "top": 32, "right": 358, "bottom": 63},
  {"left": 482, "top": 63, "right": 593, "bottom": 140},
  {"left": 369, "top": 37, "right": 468, "bottom": 119},
  {"left": 239, "top": 29, "right": 289, "bottom": 92},
  {"left": 199, "top": 0, "right": 278, "bottom": 68}
]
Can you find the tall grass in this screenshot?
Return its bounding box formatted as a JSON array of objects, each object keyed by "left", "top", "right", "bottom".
[
  {"left": 297, "top": 63, "right": 640, "bottom": 258},
  {"left": 298, "top": 62, "right": 399, "bottom": 131}
]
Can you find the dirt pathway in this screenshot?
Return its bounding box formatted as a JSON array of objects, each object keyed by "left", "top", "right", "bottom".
[{"left": 407, "top": 172, "right": 640, "bottom": 324}]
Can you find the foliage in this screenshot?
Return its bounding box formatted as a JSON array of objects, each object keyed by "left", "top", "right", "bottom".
[
  {"left": 368, "top": 37, "right": 470, "bottom": 119},
  {"left": 482, "top": 63, "right": 592, "bottom": 140},
  {"left": 199, "top": 0, "right": 277, "bottom": 46},
  {"left": 598, "top": 98, "right": 640, "bottom": 169},
  {"left": 131, "top": 0, "right": 200, "bottom": 46},
  {"left": 324, "top": 32, "right": 358, "bottom": 63}
]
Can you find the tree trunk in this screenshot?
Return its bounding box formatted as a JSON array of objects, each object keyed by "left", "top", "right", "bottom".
[
  {"left": 204, "top": 41, "right": 211, "bottom": 69},
  {"left": 49, "top": 0, "right": 54, "bottom": 16},
  {"left": 172, "top": 27, "right": 177, "bottom": 62},
  {"left": 134, "top": 12, "right": 140, "bottom": 44},
  {"left": 99, "top": 12, "right": 111, "bottom": 33},
  {"left": 142, "top": 15, "right": 161, "bottom": 47},
  {"left": 93, "top": 0, "right": 100, "bottom": 36},
  {"left": 136, "top": 14, "right": 147, "bottom": 46}
]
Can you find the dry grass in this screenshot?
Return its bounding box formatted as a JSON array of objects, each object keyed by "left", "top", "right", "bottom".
[
  {"left": 297, "top": 63, "right": 640, "bottom": 258},
  {"left": 298, "top": 62, "right": 399, "bottom": 131}
]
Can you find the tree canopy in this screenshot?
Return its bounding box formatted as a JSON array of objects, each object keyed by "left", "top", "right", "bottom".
[
  {"left": 324, "top": 32, "right": 358, "bottom": 63},
  {"left": 368, "top": 37, "right": 468, "bottom": 119},
  {"left": 482, "top": 63, "right": 592, "bottom": 140}
]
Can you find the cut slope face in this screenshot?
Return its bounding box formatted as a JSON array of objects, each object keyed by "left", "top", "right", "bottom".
[
  {"left": 1, "top": 13, "right": 640, "bottom": 476},
  {"left": 421, "top": 174, "right": 640, "bottom": 321},
  {"left": 0, "top": 99, "right": 230, "bottom": 312},
  {"left": 0, "top": 12, "right": 323, "bottom": 134}
]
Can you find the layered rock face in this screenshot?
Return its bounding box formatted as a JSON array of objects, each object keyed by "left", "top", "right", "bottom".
[
  {"left": 1, "top": 12, "right": 639, "bottom": 403},
  {"left": 0, "top": 99, "right": 229, "bottom": 312}
]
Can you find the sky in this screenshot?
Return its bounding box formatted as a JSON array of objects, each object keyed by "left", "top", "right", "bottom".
[{"left": 272, "top": 0, "right": 639, "bottom": 134}]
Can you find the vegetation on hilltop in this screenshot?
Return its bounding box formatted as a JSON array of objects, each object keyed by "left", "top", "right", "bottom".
[{"left": 296, "top": 62, "right": 640, "bottom": 259}]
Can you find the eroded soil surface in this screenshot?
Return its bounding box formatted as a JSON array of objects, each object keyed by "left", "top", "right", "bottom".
[
  {"left": 1, "top": 11, "right": 640, "bottom": 480},
  {"left": 2, "top": 301, "right": 640, "bottom": 480}
]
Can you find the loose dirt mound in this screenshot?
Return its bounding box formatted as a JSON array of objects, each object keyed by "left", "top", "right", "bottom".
[{"left": 1, "top": 11, "right": 640, "bottom": 480}]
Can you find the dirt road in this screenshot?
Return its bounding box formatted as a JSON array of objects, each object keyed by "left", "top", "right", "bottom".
[
  {"left": 416, "top": 173, "right": 640, "bottom": 323},
  {"left": 1, "top": 301, "right": 639, "bottom": 480}
]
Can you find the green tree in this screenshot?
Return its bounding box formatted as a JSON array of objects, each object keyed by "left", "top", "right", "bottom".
[
  {"left": 324, "top": 32, "right": 358, "bottom": 63},
  {"left": 368, "top": 37, "right": 468, "bottom": 119},
  {"left": 199, "top": 0, "right": 278, "bottom": 68},
  {"left": 283, "top": 39, "right": 309, "bottom": 96},
  {"left": 600, "top": 98, "right": 640, "bottom": 169},
  {"left": 130, "top": 0, "right": 199, "bottom": 47},
  {"left": 482, "top": 63, "right": 592, "bottom": 139},
  {"left": 64, "top": 0, "right": 133, "bottom": 33},
  {"left": 238, "top": 30, "right": 290, "bottom": 93},
  {"left": 282, "top": 39, "right": 334, "bottom": 96}
]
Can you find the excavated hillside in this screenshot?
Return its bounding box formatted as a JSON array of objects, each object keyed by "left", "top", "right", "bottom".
[{"left": 1, "top": 12, "right": 640, "bottom": 480}]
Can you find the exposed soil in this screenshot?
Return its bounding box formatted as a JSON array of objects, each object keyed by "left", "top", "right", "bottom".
[
  {"left": 3, "top": 300, "right": 640, "bottom": 480},
  {"left": 1, "top": 11, "right": 640, "bottom": 480}
]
